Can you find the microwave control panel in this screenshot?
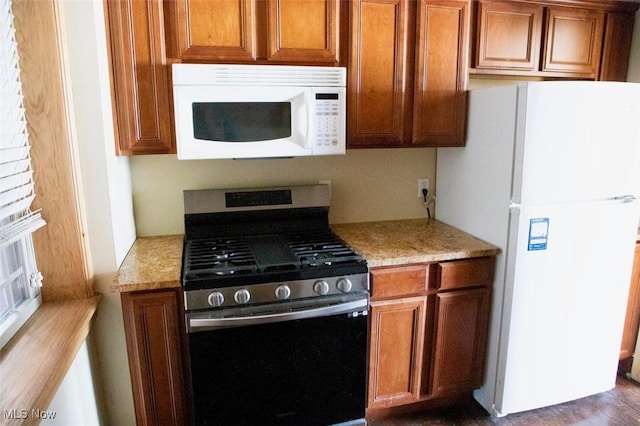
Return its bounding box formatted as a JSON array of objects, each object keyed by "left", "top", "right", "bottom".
[{"left": 314, "top": 93, "right": 342, "bottom": 150}]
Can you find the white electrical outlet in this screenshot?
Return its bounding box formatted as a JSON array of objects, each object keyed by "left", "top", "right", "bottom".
[{"left": 418, "top": 178, "right": 430, "bottom": 198}]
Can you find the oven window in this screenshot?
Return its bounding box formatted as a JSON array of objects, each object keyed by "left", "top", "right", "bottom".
[{"left": 192, "top": 102, "right": 292, "bottom": 142}]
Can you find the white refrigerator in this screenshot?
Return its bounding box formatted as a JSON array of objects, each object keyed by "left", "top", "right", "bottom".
[{"left": 436, "top": 81, "right": 640, "bottom": 417}]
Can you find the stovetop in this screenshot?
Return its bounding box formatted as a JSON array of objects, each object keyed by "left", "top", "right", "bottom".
[
  {"left": 180, "top": 185, "right": 369, "bottom": 309},
  {"left": 182, "top": 231, "right": 367, "bottom": 291}
]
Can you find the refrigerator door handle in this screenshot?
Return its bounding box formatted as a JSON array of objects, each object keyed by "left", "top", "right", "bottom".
[
  {"left": 511, "top": 196, "right": 638, "bottom": 209},
  {"left": 613, "top": 195, "right": 637, "bottom": 203}
]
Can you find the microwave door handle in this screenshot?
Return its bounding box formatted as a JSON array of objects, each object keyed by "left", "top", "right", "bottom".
[{"left": 306, "top": 90, "right": 313, "bottom": 150}]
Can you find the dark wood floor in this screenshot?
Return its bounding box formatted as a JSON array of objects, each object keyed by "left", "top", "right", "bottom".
[{"left": 369, "top": 376, "right": 640, "bottom": 425}]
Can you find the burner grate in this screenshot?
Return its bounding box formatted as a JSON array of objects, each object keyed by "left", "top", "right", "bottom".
[
  {"left": 185, "top": 239, "right": 258, "bottom": 277},
  {"left": 285, "top": 233, "right": 363, "bottom": 267}
]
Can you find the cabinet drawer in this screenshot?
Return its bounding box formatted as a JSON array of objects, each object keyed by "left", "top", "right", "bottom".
[
  {"left": 437, "top": 257, "right": 493, "bottom": 291},
  {"left": 371, "top": 266, "right": 429, "bottom": 300}
]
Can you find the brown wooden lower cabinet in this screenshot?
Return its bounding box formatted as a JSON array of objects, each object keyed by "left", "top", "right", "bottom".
[
  {"left": 367, "top": 256, "right": 494, "bottom": 418},
  {"left": 369, "top": 296, "right": 427, "bottom": 408},
  {"left": 430, "top": 288, "right": 490, "bottom": 396},
  {"left": 620, "top": 241, "right": 640, "bottom": 363},
  {"left": 121, "top": 288, "right": 186, "bottom": 426}
]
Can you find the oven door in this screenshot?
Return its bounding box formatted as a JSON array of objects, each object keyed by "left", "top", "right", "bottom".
[{"left": 186, "top": 296, "right": 368, "bottom": 425}]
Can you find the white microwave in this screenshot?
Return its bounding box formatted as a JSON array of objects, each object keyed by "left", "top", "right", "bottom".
[{"left": 172, "top": 64, "right": 347, "bottom": 160}]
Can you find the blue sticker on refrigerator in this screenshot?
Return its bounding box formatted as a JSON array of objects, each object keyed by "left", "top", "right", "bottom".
[{"left": 528, "top": 218, "right": 549, "bottom": 251}]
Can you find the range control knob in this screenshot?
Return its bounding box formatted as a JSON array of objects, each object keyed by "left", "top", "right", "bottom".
[
  {"left": 275, "top": 284, "right": 291, "bottom": 300},
  {"left": 313, "top": 280, "right": 330, "bottom": 295},
  {"left": 234, "top": 289, "right": 251, "bottom": 305},
  {"left": 207, "top": 291, "right": 225, "bottom": 307},
  {"left": 336, "top": 278, "right": 353, "bottom": 293}
]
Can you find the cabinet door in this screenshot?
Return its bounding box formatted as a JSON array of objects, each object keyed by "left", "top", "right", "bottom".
[
  {"left": 542, "top": 6, "right": 604, "bottom": 77},
  {"left": 368, "top": 297, "right": 426, "bottom": 408},
  {"left": 429, "top": 288, "right": 490, "bottom": 396},
  {"left": 475, "top": 0, "right": 543, "bottom": 71},
  {"left": 266, "top": 0, "right": 340, "bottom": 63},
  {"left": 121, "top": 289, "right": 186, "bottom": 426},
  {"left": 621, "top": 243, "right": 640, "bottom": 360},
  {"left": 168, "top": 0, "right": 257, "bottom": 61},
  {"left": 413, "top": 0, "right": 469, "bottom": 147},
  {"left": 348, "top": 0, "right": 414, "bottom": 148},
  {"left": 167, "top": 0, "right": 340, "bottom": 64},
  {"left": 599, "top": 12, "right": 636, "bottom": 81},
  {"left": 106, "top": 0, "right": 174, "bottom": 154}
]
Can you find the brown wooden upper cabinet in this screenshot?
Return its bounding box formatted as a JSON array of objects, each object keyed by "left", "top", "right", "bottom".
[
  {"left": 164, "top": 0, "right": 343, "bottom": 64},
  {"left": 472, "top": 0, "right": 638, "bottom": 80},
  {"left": 348, "top": 0, "right": 470, "bottom": 148},
  {"left": 106, "top": 0, "right": 637, "bottom": 155},
  {"left": 542, "top": 6, "right": 603, "bottom": 77},
  {"left": 106, "top": 0, "right": 175, "bottom": 155},
  {"left": 474, "top": 1, "right": 544, "bottom": 72},
  {"left": 600, "top": 11, "right": 637, "bottom": 82}
]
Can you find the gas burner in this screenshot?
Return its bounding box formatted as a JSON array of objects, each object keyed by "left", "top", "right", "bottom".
[{"left": 301, "top": 252, "right": 335, "bottom": 267}]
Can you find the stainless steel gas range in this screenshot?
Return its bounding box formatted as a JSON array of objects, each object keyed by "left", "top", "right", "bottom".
[{"left": 181, "top": 185, "right": 369, "bottom": 425}]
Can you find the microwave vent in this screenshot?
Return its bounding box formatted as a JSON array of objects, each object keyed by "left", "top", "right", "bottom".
[{"left": 173, "top": 64, "right": 346, "bottom": 87}]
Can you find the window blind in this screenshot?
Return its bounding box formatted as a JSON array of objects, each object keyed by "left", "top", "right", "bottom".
[{"left": 0, "top": 0, "right": 45, "bottom": 248}]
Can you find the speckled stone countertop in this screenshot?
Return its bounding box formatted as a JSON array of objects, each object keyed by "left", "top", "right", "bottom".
[
  {"left": 332, "top": 219, "right": 500, "bottom": 268},
  {"left": 111, "top": 220, "right": 500, "bottom": 292},
  {"left": 111, "top": 235, "right": 183, "bottom": 292}
]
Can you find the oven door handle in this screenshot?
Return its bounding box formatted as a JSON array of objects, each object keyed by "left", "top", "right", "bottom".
[{"left": 188, "top": 298, "right": 368, "bottom": 331}]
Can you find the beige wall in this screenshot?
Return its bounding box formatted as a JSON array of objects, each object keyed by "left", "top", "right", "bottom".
[{"left": 131, "top": 149, "right": 436, "bottom": 236}]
